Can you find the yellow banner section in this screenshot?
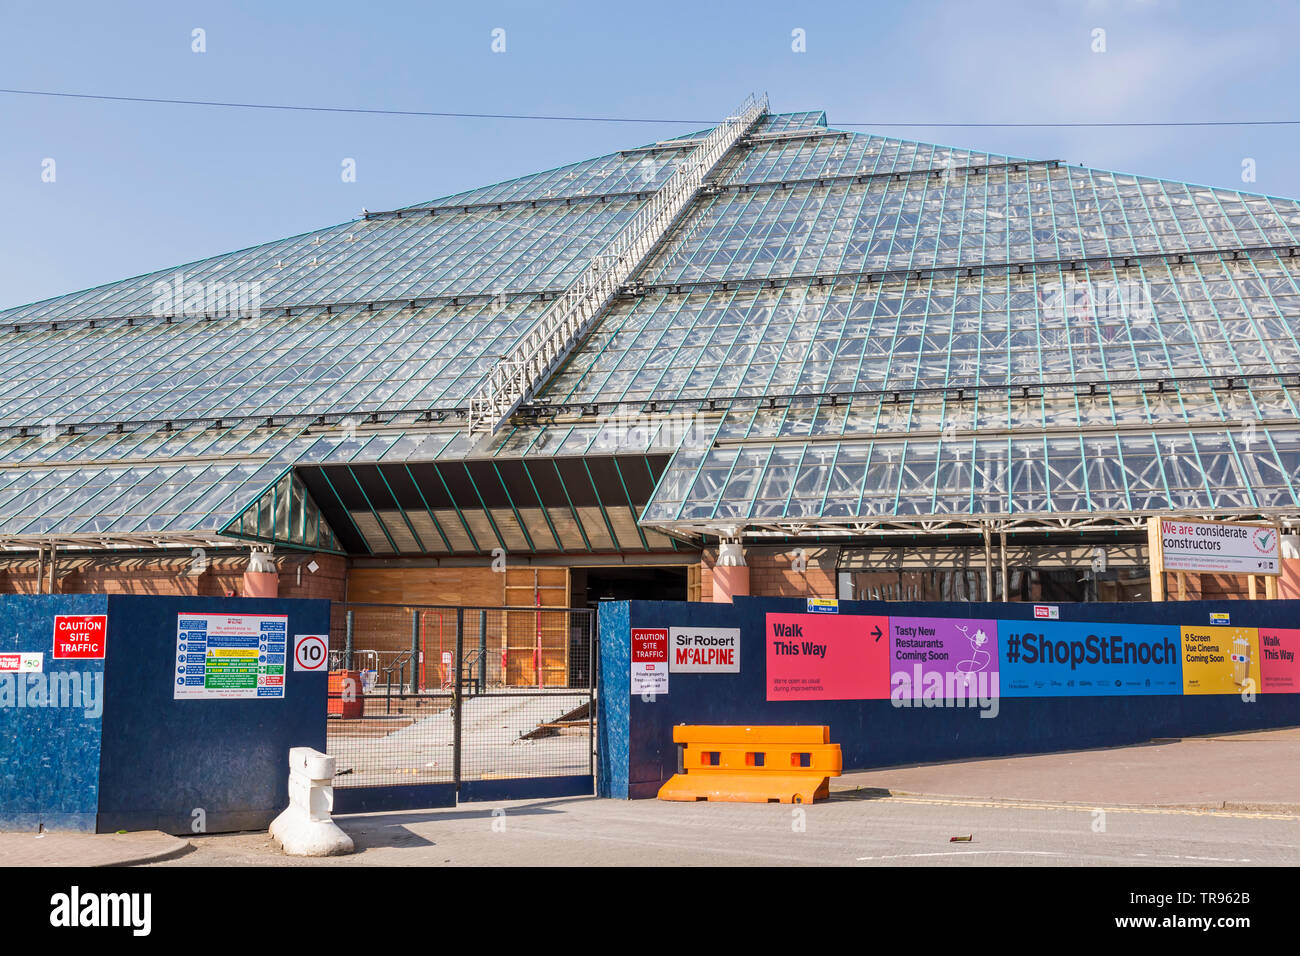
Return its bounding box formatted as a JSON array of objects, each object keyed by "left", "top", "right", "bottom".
[
  {"left": 209, "top": 648, "right": 259, "bottom": 658},
  {"left": 1180, "top": 626, "right": 1260, "bottom": 694}
]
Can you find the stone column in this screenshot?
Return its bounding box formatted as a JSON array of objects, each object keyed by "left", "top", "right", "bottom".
[{"left": 711, "top": 538, "right": 749, "bottom": 603}]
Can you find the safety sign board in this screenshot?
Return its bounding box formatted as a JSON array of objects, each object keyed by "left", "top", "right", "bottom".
[
  {"left": 52, "top": 614, "right": 108, "bottom": 659},
  {"left": 174, "top": 612, "right": 288, "bottom": 700},
  {"left": 292, "top": 634, "right": 329, "bottom": 672},
  {"left": 669, "top": 626, "right": 740, "bottom": 672},
  {"left": 1159, "top": 518, "right": 1279, "bottom": 575},
  {"left": 631, "top": 627, "right": 669, "bottom": 696},
  {"left": 0, "top": 652, "right": 43, "bottom": 673}
]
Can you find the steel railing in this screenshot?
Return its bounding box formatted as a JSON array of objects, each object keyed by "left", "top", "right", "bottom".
[{"left": 465, "top": 93, "right": 769, "bottom": 435}]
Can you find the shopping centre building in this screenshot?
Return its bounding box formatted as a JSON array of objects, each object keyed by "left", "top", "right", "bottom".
[{"left": 4, "top": 94, "right": 1300, "bottom": 614}]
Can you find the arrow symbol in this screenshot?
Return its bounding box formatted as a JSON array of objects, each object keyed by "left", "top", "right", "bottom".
[{"left": 871, "top": 626, "right": 882, "bottom": 642}]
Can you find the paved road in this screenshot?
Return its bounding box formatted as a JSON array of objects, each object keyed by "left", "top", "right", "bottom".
[
  {"left": 836, "top": 728, "right": 1300, "bottom": 811},
  {"left": 158, "top": 791, "right": 1300, "bottom": 867}
]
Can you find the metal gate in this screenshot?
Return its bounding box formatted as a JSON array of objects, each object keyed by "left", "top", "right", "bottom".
[{"left": 324, "top": 602, "right": 597, "bottom": 812}]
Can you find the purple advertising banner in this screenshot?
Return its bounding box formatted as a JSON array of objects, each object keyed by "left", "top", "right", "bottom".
[{"left": 889, "top": 616, "right": 1000, "bottom": 699}]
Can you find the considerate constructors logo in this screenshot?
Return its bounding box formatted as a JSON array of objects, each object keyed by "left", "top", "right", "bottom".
[{"left": 1252, "top": 527, "right": 1277, "bottom": 556}]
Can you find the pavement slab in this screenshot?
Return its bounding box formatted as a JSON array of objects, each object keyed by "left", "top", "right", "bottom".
[{"left": 0, "top": 830, "right": 192, "bottom": 867}]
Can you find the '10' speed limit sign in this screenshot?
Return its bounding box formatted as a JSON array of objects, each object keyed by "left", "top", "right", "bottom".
[{"left": 293, "top": 634, "right": 329, "bottom": 672}]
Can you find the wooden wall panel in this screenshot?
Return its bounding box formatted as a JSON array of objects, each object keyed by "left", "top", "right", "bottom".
[
  {"left": 348, "top": 566, "right": 508, "bottom": 607},
  {"left": 346, "top": 565, "right": 574, "bottom": 687}
]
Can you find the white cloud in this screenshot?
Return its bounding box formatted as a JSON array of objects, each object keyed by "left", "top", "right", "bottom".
[{"left": 849, "top": 10, "right": 1286, "bottom": 175}]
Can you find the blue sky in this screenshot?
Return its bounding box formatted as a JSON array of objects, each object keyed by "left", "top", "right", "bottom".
[{"left": 2, "top": 0, "right": 1298, "bottom": 310}]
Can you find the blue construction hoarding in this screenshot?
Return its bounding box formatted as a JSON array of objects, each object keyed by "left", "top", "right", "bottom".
[
  {"left": 0, "top": 594, "right": 328, "bottom": 833},
  {"left": 598, "top": 596, "right": 1300, "bottom": 799}
]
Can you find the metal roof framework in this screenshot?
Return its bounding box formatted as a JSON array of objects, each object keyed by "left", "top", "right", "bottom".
[
  {"left": 653, "top": 510, "right": 1296, "bottom": 542},
  {"left": 2, "top": 103, "right": 1300, "bottom": 551}
]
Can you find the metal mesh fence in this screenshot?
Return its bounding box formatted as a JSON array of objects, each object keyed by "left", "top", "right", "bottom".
[{"left": 325, "top": 603, "right": 595, "bottom": 790}]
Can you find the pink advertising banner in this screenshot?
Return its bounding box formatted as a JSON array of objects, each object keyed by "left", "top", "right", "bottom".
[
  {"left": 765, "top": 612, "right": 890, "bottom": 701},
  {"left": 1259, "top": 628, "right": 1300, "bottom": 693}
]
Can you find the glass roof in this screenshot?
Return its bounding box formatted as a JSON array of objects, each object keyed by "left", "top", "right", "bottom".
[
  {"left": 644, "top": 425, "right": 1300, "bottom": 527},
  {"left": 2, "top": 107, "right": 1298, "bottom": 547},
  {"left": 0, "top": 297, "right": 552, "bottom": 426},
  {"left": 0, "top": 193, "right": 642, "bottom": 325},
  {"left": 396, "top": 143, "right": 692, "bottom": 210},
  {"left": 223, "top": 468, "right": 343, "bottom": 553},
  {"left": 642, "top": 165, "right": 1299, "bottom": 287},
  {"left": 541, "top": 255, "right": 1300, "bottom": 404},
  {"left": 0, "top": 430, "right": 311, "bottom": 538},
  {"left": 722, "top": 130, "right": 1021, "bottom": 187}
]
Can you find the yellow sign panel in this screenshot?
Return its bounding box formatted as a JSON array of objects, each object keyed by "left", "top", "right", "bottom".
[
  {"left": 210, "top": 648, "right": 259, "bottom": 658},
  {"left": 1180, "top": 625, "right": 1260, "bottom": 694}
]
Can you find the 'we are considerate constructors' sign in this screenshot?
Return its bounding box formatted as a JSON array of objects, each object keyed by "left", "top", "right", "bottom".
[{"left": 1159, "top": 518, "right": 1279, "bottom": 575}]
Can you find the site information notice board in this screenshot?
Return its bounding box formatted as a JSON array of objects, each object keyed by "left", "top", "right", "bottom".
[
  {"left": 764, "top": 610, "right": 1299, "bottom": 700},
  {"left": 174, "top": 612, "right": 289, "bottom": 700}
]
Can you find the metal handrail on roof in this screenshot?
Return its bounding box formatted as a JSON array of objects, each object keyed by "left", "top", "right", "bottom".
[{"left": 465, "top": 93, "right": 770, "bottom": 436}]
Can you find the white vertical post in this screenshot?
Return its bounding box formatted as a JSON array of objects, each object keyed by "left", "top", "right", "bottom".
[{"left": 268, "top": 747, "right": 354, "bottom": 856}]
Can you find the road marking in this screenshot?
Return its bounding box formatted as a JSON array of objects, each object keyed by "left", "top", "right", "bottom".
[
  {"left": 879, "top": 794, "right": 1300, "bottom": 822},
  {"left": 858, "top": 850, "right": 1066, "bottom": 861}
]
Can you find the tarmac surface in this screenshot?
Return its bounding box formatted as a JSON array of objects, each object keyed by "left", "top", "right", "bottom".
[
  {"left": 11, "top": 728, "right": 1300, "bottom": 866},
  {"left": 151, "top": 790, "right": 1300, "bottom": 867}
]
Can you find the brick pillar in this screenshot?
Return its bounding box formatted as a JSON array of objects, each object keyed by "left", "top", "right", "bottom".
[
  {"left": 1281, "top": 535, "right": 1300, "bottom": 600},
  {"left": 712, "top": 539, "right": 749, "bottom": 603},
  {"left": 243, "top": 549, "right": 279, "bottom": 598}
]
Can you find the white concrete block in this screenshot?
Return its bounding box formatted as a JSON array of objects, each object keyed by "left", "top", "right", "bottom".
[
  {"left": 269, "top": 747, "right": 354, "bottom": 857},
  {"left": 290, "top": 746, "right": 336, "bottom": 781}
]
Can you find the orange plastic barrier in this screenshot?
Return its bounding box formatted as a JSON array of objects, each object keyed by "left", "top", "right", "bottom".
[{"left": 657, "top": 725, "right": 842, "bottom": 804}]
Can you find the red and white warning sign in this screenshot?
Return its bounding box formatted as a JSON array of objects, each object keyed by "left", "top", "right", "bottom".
[
  {"left": 293, "top": 634, "right": 329, "bottom": 672},
  {"left": 630, "top": 628, "right": 669, "bottom": 696},
  {"left": 52, "top": 615, "right": 108, "bottom": 659}
]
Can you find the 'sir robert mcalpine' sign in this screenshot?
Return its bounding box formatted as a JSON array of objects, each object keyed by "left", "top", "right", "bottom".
[
  {"left": 52, "top": 614, "right": 108, "bottom": 659},
  {"left": 669, "top": 627, "right": 741, "bottom": 673}
]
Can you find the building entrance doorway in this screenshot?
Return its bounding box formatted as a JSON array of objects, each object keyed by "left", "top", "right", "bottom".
[{"left": 574, "top": 566, "right": 688, "bottom": 607}]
